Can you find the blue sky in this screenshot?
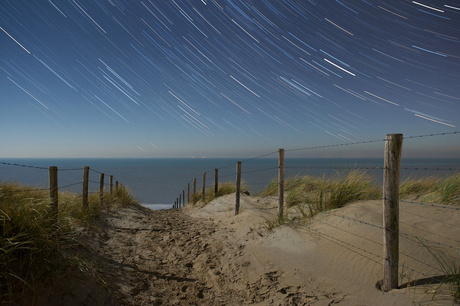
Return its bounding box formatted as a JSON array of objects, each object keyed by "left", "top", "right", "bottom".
[{"left": 1, "top": 1, "right": 459, "bottom": 158}]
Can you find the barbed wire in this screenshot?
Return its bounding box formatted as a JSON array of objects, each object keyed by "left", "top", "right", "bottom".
[
  {"left": 58, "top": 181, "right": 83, "bottom": 189},
  {"left": 89, "top": 168, "right": 103, "bottom": 174},
  {"left": 400, "top": 167, "right": 459, "bottom": 171},
  {"left": 0, "top": 161, "right": 48, "bottom": 170},
  {"left": 58, "top": 167, "right": 83, "bottom": 171},
  {"left": 404, "top": 131, "right": 459, "bottom": 140},
  {"left": 400, "top": 200, "right": 460, "bottom": 211},
  {"left": 314, "top": 219, "right": 445, "bottom": 274},
  {"left": 327, "top": 210, "right": 459, "bottom": 250},
  {"left": 399, "top": 207, "right": 460, "bottom": 229},
  {"left": 285, "top": 166, "right": 384, "bottom": 171},
  {"left": 399, "top": 220, "right": 460, "bottom": 245},
  {"left": 285, "top": 138, "right": 386, "bottom": 153}
]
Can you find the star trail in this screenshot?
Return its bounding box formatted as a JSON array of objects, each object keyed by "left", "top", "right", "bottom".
[{"left": 1, "top": 0, "right": 459, "bottom": 157}]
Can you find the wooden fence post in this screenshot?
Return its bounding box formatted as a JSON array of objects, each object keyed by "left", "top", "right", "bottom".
[
  {"left": 183, "top": 190, "right": 185, "bottom": 206},
  {"left": 235, "top": 161, "right": 242, "bottom": 215},
  {"left": 179, "top": 195, "right": 181, "bottom": 209},
  {"left": 188, "top": 183, "right": 190, "bottom": 204},
  {"left": 116, "top": 181, "right": 119, "bottom": 190},
  {"left": 99, "top": 173, "right": 104, "bottom": 206},
  {"left": 278, "top": 149, "right": 285, "bottom": 219},
  {"left": 383, "top": 133, "right": 403, "bottom": 292},
  {"left": 82, "top": 166, "right": 89, "bottom": 210},
  {"left": 202, "top": 172, "right": 206, "bottom": 202},
  {"left": 49, "top": 166, "right": 58, "bottom": 222},
  {"left": 214, "top": 168, "right": 218, "bottom": 196},
  {"left": 110, "top": 175, "right": 113, "bottom": 194},
  {"left": 193, "top": 178, "right": 197, "bottom": 203}
]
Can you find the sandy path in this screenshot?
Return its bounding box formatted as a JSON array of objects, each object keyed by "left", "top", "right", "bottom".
[{"left": 37, "top": 203, "right": 339, "bottom": 305}]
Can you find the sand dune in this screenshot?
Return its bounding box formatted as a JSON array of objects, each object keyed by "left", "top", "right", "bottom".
[{"left": 34, "top": 194, "right": 459, "bottom": 305}]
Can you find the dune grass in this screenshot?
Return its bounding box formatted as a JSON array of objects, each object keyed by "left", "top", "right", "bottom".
[
  {"left": 259, "top": 170, "right": 381, "bottom": 217},
  {"left": 400, "top": 173, "right": 460, "bottom": 205},
  {"left": 0, "top": 182, "right": 136, "bottom": 303},
  {"left": 192, "top": 181, "right": 249, "bottom": 205}
]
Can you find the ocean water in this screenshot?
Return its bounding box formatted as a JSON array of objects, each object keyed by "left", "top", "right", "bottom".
[{"left": 1, "top": 158, "right": 459, "bottom": 207}]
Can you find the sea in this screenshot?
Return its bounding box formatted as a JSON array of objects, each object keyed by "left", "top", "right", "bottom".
[{"left": 1, "top": 158, "right": 459, "bottom": 210}]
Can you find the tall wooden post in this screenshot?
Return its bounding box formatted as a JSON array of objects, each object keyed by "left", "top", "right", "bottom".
[
  {"left": 49, "top": 166, "right": 58, "bottom": 222},
  {"left": 116, "top": 181, "right": 119, "bottom": 190},
  {"left": 99, "top": 173, "right": 104, "bottom": 206},
  {"left": 278, "top": 149, "right": 285, "bottom": 219},
  {"left": 214, "top": 168, "right": 219, "bottom": 197},
  {"left": 202, "top": 172, "right": 206, "bottom": 202},
  {"left": 193, "top": 178, "right": 197, "bottom": 203},
  {"left": 187, "top": 183, "right": 190, "bottom": 204},
  {"left": 383, "top": 133, "right": 403, "bottom": 292},
  {"left": 110, "top": 175, "right": 113, "bottom": 194},
  {"left": 235, "top": 161, "right": 242, "bottom": 215},
  {"left": 179, "top": 195, "right": 181, "bottom": 209},
  {"left": 82, "top": 166, "right": 89, "bottom": 210},
  {"left": 183, "top": 190, "right": 185, "bottom": 206}
]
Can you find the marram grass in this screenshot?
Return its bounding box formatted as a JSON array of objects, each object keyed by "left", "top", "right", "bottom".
[
  {"left": 0, "top": 182, "right": 136, "bottom": 303},
  {"left": 400, "top": 173, "right": 460, "bottom": 205}
]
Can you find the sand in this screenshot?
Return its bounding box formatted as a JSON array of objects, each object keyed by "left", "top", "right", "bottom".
[{"left": 34, "top": 194, "right": 459, "bottom": 305}]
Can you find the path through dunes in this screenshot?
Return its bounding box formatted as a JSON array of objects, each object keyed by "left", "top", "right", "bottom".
[{"left": 33, "top": 196, "right": 458, "bottom": 305}]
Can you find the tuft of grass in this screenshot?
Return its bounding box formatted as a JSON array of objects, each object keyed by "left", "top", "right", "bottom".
[
  {"left": 400, "top": 173, "right": 460, "bottom": 205},
  {"left": 419, "top": 240, "right": 460, "bottom": 302},
  {"left": 281, "top": 170, "right": 380, "bottom": 216},
  {"left": 0, "top": 182, "right": 136, "bottom": 303},
  {"left": 263, "top": 215, "right": 285, "bottom": 232},
  {"left": 195, "top": 182, "right": 249, "bottom": 205}
]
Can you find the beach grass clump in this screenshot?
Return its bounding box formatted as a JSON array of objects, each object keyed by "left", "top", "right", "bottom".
[
  {"left": 327, "top": 170, "right": 380, "bottom": 209},
  {"left": 0, "top": 182, "right": 136, "bottom": 302},
  {"left": 200, "top": 182, "right": 249, "bottom": 205},
  {"left": 400, "top": 173, "right": 460, "bottom": 205}
]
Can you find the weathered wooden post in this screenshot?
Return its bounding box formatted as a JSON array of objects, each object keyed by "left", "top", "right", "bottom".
[
  {"left": 179, "top": 195, "right": 181, "bottom": 209},
  {"left": 187, "top": 183, "right": 190, "bottom": 204},
  {"left": 235, "top": 161, "right": 242, "bottom": 215},
  {"left": 202, "top": 172, "right": 206, "bottom": 202},
  {"left": 183, "top": 190, "right": 185, "bottom": 206},
  {"left": 278, "top": 149, "right": 285, "bottom": 219},
  {"left": 115, "top": 181, "right": 119, "bottom": 190},
  {"left": 99, "top": 173, "right": 104, "bottom": 206},
  {"left": 110, "top": 175, "right": 113, "bottom": 194},
  {"left": 82, "top": 166, "right": 89, "bottom": 210},
  {"left": 49, "top": 166, "right": 58, "bottom": 222},
  {"left": 383, "top": 133, "right": 403, "bottom": 292},
  {"left": 214, "top": 168, "right": 219, "bottom": 197},
  {"left": 193, "top": 178, "right": 197, "bottom": 203}
]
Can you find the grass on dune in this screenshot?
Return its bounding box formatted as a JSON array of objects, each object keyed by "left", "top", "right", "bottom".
[
  {"left": 259, "top": 170, "right": 381, "bottom": 217},
  {"left": 399, "top": 173, "right": 460, "bottom": 205},
  {"left": 192, "top": 181, "right": 249, "bottom": 206},
  {"left": 0, "top": 182, "right": 136, "bottom": 303}
]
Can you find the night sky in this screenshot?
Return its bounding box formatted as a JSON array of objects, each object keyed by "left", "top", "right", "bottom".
[{"left": 1, "top": 1, "right": 459, "bottom": 158}]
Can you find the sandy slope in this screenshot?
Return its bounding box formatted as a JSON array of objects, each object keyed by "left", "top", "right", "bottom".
[{"left": 34, "top": 195, "right": 459, "bottom": 305}]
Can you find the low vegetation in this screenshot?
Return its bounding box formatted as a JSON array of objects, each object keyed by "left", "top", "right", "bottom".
[
  {"left": 399, "top": 173, "right": 460, "bottom": 205},
  {"left": 0, "top": 182, "right": 136, "bottom": 303},
  {"left": 259, "top": 170, "right": 381, "bottom": 217},
  {"left": 192, "top": 181, "right": 249, "bottom": 205}
]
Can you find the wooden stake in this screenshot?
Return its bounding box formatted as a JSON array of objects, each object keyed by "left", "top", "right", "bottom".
[
  {"left": 214, "top": 168, "right": 219, "bottom": 197},
  {"left": 49, "top": 166, "right": 58, "bottom": 222},
  {"left": 193, "top": 178, "right": 196, "bottom": 203},
  {"left": 110, "top": 175, "right": 113, "bottom": 194},
  {"left": 202, "top": 172, "right": 206, "bottom": 202},
  {"left": 187, "top": 183, "right": 190, "bottom": 204},
  {"left": 99, "top": 173, "right": 104, "bottom": 206},
  {"left": 383, "top": 133, "right": 403, "bottom": 292},
  {"left": 82, "top": 166, "right": 89, "bottom": 210},
  {"left": 278, "top": 149, "right": 285, "bottom": 219},
  {"left": 235, "top": 161, "right": 241, "bottom": 215}
]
